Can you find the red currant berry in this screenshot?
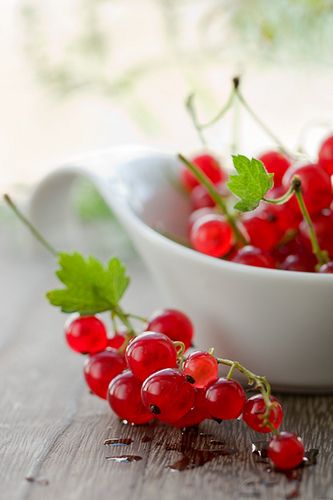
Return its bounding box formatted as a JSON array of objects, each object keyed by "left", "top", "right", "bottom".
[
  {"left": 172, "top": 388, "right": 208, "bottom": 428},
  {"left": 205, "top": 378, "right": 246, "bottom": 420},
  {"left": 181, "top": 154, "right": 225, "bottom": 191},
  {"left": 125, "top": 332, "right": 177, "bottom": 381},
  {"left": 300, "top": 208, "right": 333, "bottom": 259},
  {"left": 190, "top": 184, "right": 215, "bottom": 210},
  {"left": 190, "top": 214, "right": 233, "bottom": 258},
  {"left": 318, "top": 135, "right": 333, "bottom": 176},
  {"left": 267, "top": 187, "right": 302, "bottom": 230},
  {"left": 182, "top": 351, "right": 218, "bottom": 389},
  {"left": 141, "top": 368, "right": 195, "bottom": 423},
  {"left": 84, "top": 349, "right": 126, "bottom": 399},
  {"left": 280, "top": 253, "right": 316, "bottom": 273},
  {"left": 242, "top": 213, "right": 280, "bottom": 252},
  {"left": 147, "top": 309, "right": 194, "bottom": 351},
  {"left": 231, "top": 245, "right": 275, "bottom": 269},
  {"left": 242, "top": 395, "right": 283, "bottom": 433},
  {"left": 65, "top": 315, "right": 108, "bottom": 354},
  {"left": 259, "top": 151, "right": 291, "bottom": 187},
  {"left": 188, "top": 207, "right": 216, "bottom": 234},
  {"left": 268, "top": 432, "right": 304, "bottom": 470},
  {"left": 107, "top": 331, "right": 127, "bottom": 350},
  {"left": 282, "top": 163, "right": 333, "bottom": 215},
  {"left": 108, "top": 370, "right": 152, "bottom": 424},
  {"left": 319, "top": 262, "right": 333, "bottom": 273}
]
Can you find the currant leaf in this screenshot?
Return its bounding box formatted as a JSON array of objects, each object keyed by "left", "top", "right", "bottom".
[
  {"left": 227, "top": 155, "right": 274, "bottom": 212},
  {"left": 46, "top": 252, "right": 130, "bottom": 314}
]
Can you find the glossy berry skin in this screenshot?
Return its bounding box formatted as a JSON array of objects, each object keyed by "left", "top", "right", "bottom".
[
  {"left": 268, "top": 432, "right": 304, "bottom": 470},
  {"left": 172, "top": 389, "right": 208, "bottom": 428},
  {"left": 319, "top": 262, "right": 333, "bottom": 273},
  {"left": 318, "top": 135, "right": 333, "bottom": 176},
  {"left": 205, "top": 378, "right": 246, "bottom": 420},
  {"left": 125, "top": 332, "right": 177, "bottom": 381},
  {"left": 280, "top": 253, "right": 316, "bottom": 273},
  {"left": 231, "top": 245, "right": 275, "bottom": 269},
  {"left": 190, "top": 214, "right": 233, "bottom": 258},
  {"left": 190, "top": 184, "right": 215, "bottom": 210},
  {"left": 188, "top": 207, "right": 216, "bottom": 234},
  {"left": 141, "top": 368, "right": 195, "bottom": 423},
  {"left": 182, "top": 351, "right": 218, "bottom": 389},
  {"left": 259, "top": 151, "right": 291, "bottom": 187},
  {"left": 84, "top": 349, "right": 126, "bottom": 399},
  {"left": 282, "top": 163, "right": 333, "bottom": 216},
  {"left": 65, "top": 316, "right": 108, "bottom": 354},
  {"left": 300, "top": 208, "right": 333, "bottom": 259},
  {"left": 108, "top": 370, "right": 152, "bottom": 424},
  {"left": 181, "top": 154, "right": 225, "bottom": 191},
  {"left": 242, "top": 213, "right": 280, "bottom": 252},
  {"left": 242, "top": 395, "right": 283, "bottom": 433},
  {"left": 147, "top": 309, "right": 194, "bottom": 351},
  {"left": 107, "top": 331, "right": 127, "bottom": 350}
]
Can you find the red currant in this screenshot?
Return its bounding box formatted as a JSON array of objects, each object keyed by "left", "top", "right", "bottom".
[
  {"left": 108, "top": 370, "right": 152, "bottom": 424},
  {"left": 107, "top": 331, "right": 127, "bottom": 350},
  {"left": 125, "top": 332, "right": 177, "bottom": 381},
  {"left": 205, "top": 378, "right": 246, "bottom": 420},
  {"left": 268, "top": 432, "right": 304, "bottom": 470},
  {"left": 319, "top": 262, "right": 333, "bottom": 273},
  {"left": 280, "top": 253, "right": 316, "bottom": 273},
  {"left": 318, "top": 135, "right": 333, "bottom": 176},
  {"left": 65, "top": 315, "right": 108, "bottom": 354},
  {"left": 231, "top": 245, "right": 275, "bottom": 269},
  {"left": 190, "top": 214, "right": 233, "bottom": 258},
  {"left": 190, "top": 184, "right": 215, "bottom": 210},
  {"left": 147, "top": 309, "right": 194, "bottom": 351},
  {"left": 141, "top": 368, "right": 195, "bottom": 423},
  {"left": 259, "top": 151, "right": 291, "bottom": 187},
  {"left": 188, "top": 207, "right": 216, "bottom": 234},
  {"left": 182, "top": 351, "right": 218, "bottom": 389},
  {"left": 84, "top": 349, "right": 126, "bottom": 399},
  {"left": 242, "top": 212, "right": 280, "bottom": 252},
  {"left": 242, "top": 395, "right": 283, "bottom": 433},
  {"left": 300, "top": 208, "right": 333, "bottom": 259},
  {"left": 282, "top": 163, "right": 333, "bottom": 215},
  {"left": 267, "top": 187, "right": 302, "bottom": 230},
  {"left": 172, "top": 388, "right": 208, "bottom": 428},
  {"left": 181, "top": 154, "right": 225, "bottom": 191}
]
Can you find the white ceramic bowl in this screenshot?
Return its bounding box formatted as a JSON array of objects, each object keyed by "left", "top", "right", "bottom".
[{"left": 30, "top": 147, "right": 333, "bottom": 393}]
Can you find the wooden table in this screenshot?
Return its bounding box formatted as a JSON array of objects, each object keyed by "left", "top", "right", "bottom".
[{"left": 1, "top": 222, "right": 332, "bottom": 500}]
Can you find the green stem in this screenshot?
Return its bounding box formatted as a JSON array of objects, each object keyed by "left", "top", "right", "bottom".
[
  {"left": 293, "top": 180, "right": 329, "bottom": 266},
  {"left": 114, "top": 306, "right": 136, "bottom": 335},
  {"left": 263, "top": 183, "right": 295, "bottom": 205},
  {"left": 126, "top": 313, "right": 148, "bottom": 323},
  {"left": 235, "top": 89, "right": 292, "bottom": 158},
  {"left": 199, "top": 88, "right": 236, "bottom": 129},
  {"left": 3, "top": 194, "right": 58, "bottom": 257},
  {"left": 178, "top": 154, "right": 248, "bottom": 246},
  {"left": 186, "top": 94, "right": 207, "bottom": 147}
]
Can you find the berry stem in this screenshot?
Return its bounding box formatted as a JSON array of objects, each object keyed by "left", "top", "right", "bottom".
[
  {"left": 178, "top": 154, "right": 248, "bottom": 246},
  {"left": 292, "top": 180, "right": 329, "bottom": 266},
  {"left": 114, "top": 306, "right": 136, "bottom": 335},
  {"left": 3, "top": 194, "right": 58, "bottom": 257},
  {"left": 186, "top": 94, "right": 208, "bottom": 147},
  {"left": 263, "top": 184, "right": 295, "bottom": 205},
  {"left": 126, "top": 313, "right": 148, "bottom": 324}
]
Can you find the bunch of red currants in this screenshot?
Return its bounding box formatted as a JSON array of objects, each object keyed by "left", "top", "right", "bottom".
[
  {"left": 183, "top": 136, "right": 333, "bottom": 273},
  {"left": 65, "top": 309, "right": 305, "bottom": 471}
]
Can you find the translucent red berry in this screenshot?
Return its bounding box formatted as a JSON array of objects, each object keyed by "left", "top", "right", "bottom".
[
  {"left": 141, "top": 368, "right": 195, "bottom": 423},
  {"left": 147, "top": 309, "right": 194, "bottom": 351},
  {"left": 300, "top": 208, "right": 333, "bottom": 259},
  {"left": 259, "top": 151, "right": 291, "bottom": 187},
  {"left": 268, "top": 432, "right": 304, "bottom": 470},
  {"left": 172, "top": 389, "right": 208, "bottom": 428},
  {"left": 231, "top": 245, "right": 275, "bottom": 269},
  {"left": 243, "top": 395, "right": 283, "bottom": 433},
  {"left": 190, "top": 184, "right": 215, "bottom": 210},
  {"left": 280, "top": 253, "right": 316, "bottom": 273},
  {"left": 107, "top": 331, "right": 127, "bottom": 350},
  {"left": 188, "top": 207, "right": 216, "bottom": 234},
  {"left": 190, "top": 214, "right": 233, "bottom": 258},
  {"left": 65, "top": 315, "right": 108, "bottom": 354},
  {"left": 242, "top": 213, "right": 280, "bottom": 252},
  {"left": 318, "top": 135, "right": 333, "bottom": 176},
  {"left": 108, "top": 370, "right": 152, "bottom": 424},
  {"left": 205, "top": 378, "right": 246, "bottom": 420},
  {"left": 181, "top": 154, "right": 225, "bottom": 191},
  {"left": 283, "top": 163, "right": 333, "bottom": 215},
  {"left": 182, "top": 351, "right": 218, "bottom": 389},
  {"left": 319, "top": 262, "right": 333, "bottom": 273},
  {"left": 84, "top": 349, "right": 126, "bottom": 399},
  {"left": 125, "top": 332, "right": 177, "bottom": 381}
]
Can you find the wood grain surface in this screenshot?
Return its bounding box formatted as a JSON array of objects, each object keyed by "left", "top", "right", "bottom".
[{"left": 0, "top": 230, "right": 332, "bottom": 500}]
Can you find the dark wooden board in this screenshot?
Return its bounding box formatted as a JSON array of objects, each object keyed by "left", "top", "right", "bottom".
[{"left": 0, "top": 240, "right": 332, "bottom": 500}]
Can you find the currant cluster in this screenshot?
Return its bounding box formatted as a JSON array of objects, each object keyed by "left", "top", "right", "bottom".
[
  {"left": 65, "top": 310, "right": 305, "bottom": 471},
  {"left": 181, "top": 140, "right": 333, "bottom": 273}
]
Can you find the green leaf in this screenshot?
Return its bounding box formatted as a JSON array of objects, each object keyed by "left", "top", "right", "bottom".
[
  {"left": 227, "top": 155, "right": 274, "bottom": 212},
  {"left": 46, "top": 252, "right": 130, "bottom": 315}
]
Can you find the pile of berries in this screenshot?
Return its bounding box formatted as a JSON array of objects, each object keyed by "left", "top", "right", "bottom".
[
  {"left": 66, "top": 310, "right": 305, "bottom": 471},
  {"left": 181, "top": 137, "right": 333, "bottom": 274}
]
